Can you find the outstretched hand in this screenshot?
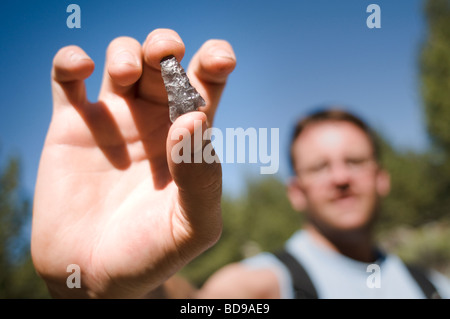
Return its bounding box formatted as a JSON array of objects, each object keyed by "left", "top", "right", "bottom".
[{"left": 31, "top": 28, "right": 236, "bottom": 298}]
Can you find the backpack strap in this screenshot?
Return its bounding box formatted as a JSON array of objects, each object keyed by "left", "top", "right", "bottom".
[
  {"left": 405, "top": 264, "right": 441, "bottom": 299},
  {"left": 273, "top": 250, "right": 318, "bottom": 299}
]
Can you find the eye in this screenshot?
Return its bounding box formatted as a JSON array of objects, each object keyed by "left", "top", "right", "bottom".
[
  {"left": 309, "top": 161, "right": 328, "bottom": 173},
  {"left": 347, "top": 157, "right": 370, "bottom": 168}
]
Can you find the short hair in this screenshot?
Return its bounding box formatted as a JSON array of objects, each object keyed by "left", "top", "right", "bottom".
[{"left": 289, "top": 107, "right": 381, "bottom": 172}]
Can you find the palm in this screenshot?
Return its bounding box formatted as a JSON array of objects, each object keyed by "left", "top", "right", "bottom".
[
  {"left": 40, "top": 97, "right": 178, "bottom": 290},
  {"left": 31, "top": 30, "right": 235, "bottom": 298}
]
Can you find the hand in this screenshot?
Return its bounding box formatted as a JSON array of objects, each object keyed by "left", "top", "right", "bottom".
[{"left": 31, "top": 28, "right": 236, "bottom": 298}]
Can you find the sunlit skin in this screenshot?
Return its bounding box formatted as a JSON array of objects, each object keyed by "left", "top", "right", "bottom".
[{"left": 31, "top": 29, "right": 236, "bottom": 298}]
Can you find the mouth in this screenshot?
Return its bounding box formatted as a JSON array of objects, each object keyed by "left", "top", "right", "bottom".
[{"left": 332, "top": 194, "right": 358, "bottom": 207}]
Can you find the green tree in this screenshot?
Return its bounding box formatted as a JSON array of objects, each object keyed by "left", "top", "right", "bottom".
[
  {"left": 376, "top": 137, "right": 439, "bottom": 229},
  {"left": 420, "top": 0, "right": 450, "bottom": 219},
  {"left": 375, "top": 0, "right": 450, "bottom": 230},
  {"left": 0, "top": 156, "right": 49, "bottom": 298}
]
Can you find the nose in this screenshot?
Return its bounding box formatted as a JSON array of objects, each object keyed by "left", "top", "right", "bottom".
[{"left": 329, "top": 162, "right": 351, "bottom": 187}]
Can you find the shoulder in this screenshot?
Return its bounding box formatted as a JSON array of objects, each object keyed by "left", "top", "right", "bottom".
[
  {"left": 197, "top": 262, "right": 280, "bottom": 299},
  {"left": 384, "top": 254, "right": 450, "bottom": 298}
]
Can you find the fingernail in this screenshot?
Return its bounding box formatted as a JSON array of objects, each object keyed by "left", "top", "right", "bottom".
[
  {"left": 70, "top": 52, "right": 90, "bottom": 63},
  {"left": 113, "top": 51, "right": 138, "bottom": 66},
  {"left": 210, "top": 48, "right": 235, "bottom": 60},
  {"left": 149, "top": 33, "right": 183, "bottom": 45}
]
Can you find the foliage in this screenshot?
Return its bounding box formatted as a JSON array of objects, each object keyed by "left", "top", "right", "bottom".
[
  {"left": 376, "top": 139, "right": 440, "bottom": 229},
  {"left": 377, "top": 219, "right": 450, "bottom": 277},
  {"left": 420, "top": 0, "right": 450, "bottom": 220},
  {"left": 421, "top": 0, "right": 450, "bottom": 151},
  {"left": 0, "top": 156, "right": 49, "bottom": 298}
]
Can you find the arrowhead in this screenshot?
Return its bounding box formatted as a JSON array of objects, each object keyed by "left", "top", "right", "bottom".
[{"left": 160, "top": 56, "right": 206, "bottom": 123}]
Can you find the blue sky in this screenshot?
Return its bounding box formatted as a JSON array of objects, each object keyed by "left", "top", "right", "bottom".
[{"left": 0, "top": 0, "right": 430, "bottom": 198}]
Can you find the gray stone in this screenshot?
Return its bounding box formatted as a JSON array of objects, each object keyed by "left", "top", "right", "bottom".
[{"left": 160, "top": 55, "right": 206, "bottom": 123}]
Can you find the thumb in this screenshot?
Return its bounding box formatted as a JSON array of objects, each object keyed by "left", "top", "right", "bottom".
[{"left": 166, "top": 111, "right": 222, "bottom": 246}]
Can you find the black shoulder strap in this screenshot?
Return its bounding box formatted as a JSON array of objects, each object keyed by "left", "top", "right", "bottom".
[
  {"left": 273, "top": 250, "right": 318, "bottom": 299},
  {"left": 405, "top": 264, "right": 441, "bottom": 299}
]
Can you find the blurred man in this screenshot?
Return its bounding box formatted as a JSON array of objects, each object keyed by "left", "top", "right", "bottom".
[{"left": 191, "top": 109, "right": 450, "bottom": 298}]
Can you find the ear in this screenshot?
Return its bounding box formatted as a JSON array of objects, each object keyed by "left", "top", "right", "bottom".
[
  {"left": 376, "top": 169, "right": 391, "bottom": 197},
  {"left": 287, "top": 177, "right": 307, "bottom": 212}
]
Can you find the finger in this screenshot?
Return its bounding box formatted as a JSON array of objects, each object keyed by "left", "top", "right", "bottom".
[
  {"left": 166, "top": 111, "right": 222, "bottom": 245},
  {"left": 51, "top": 45, "right": 95, "bottom": 108},
  {"left": 99, "top": 36, "right": 143, "bottom": 99},
  {"left": 187, "top": 40, "right": 236, "bottom": 126},
  {"left": 138, "top": 28, "right": 185, "bottom": 105}
]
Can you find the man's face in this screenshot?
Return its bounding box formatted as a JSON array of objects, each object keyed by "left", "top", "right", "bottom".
[{"left": 291, "top": 121, "right": 389, "bottom": 233}]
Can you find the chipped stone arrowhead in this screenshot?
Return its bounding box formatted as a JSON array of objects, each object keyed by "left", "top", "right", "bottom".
[{"left": 160, "top": 55, "right": 206, "bottom": 123}]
